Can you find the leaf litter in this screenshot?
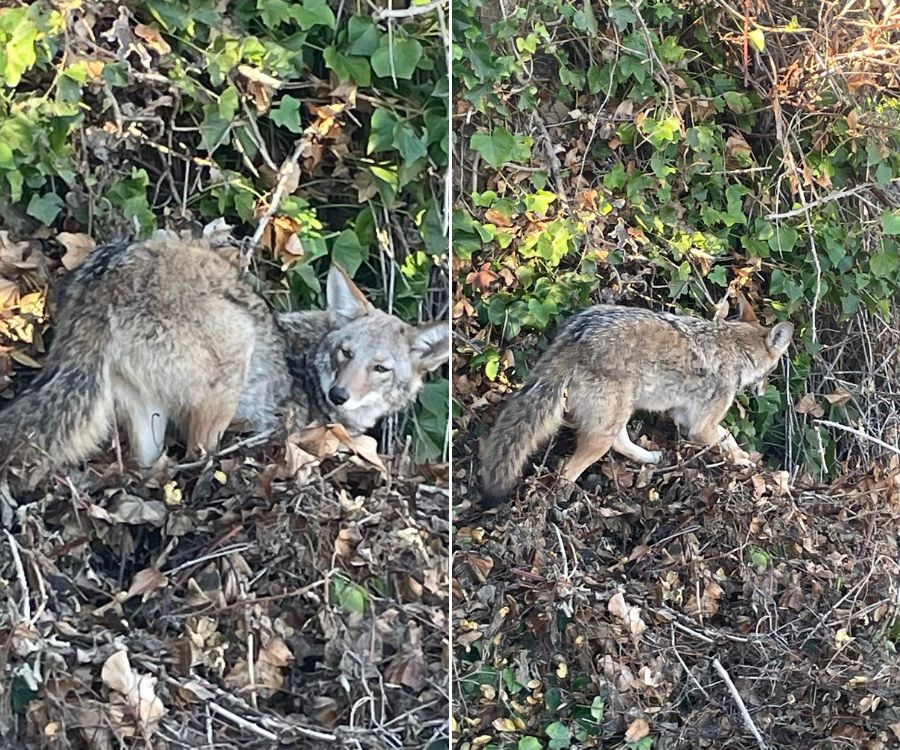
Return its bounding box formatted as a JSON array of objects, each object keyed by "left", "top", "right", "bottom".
[
  {"left": 453, "top": 452, "right": 900, "bottom": 748},
  {"left": 1, "top": 399, "right": 449, "bottom": 750}
]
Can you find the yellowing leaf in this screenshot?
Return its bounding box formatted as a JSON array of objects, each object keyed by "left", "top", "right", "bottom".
[
  {"left": 163, "top": 481, "right": 183, "bottom": 506},
  {"left": 748, "top": 28, "right": 765, "bottom": 52}
]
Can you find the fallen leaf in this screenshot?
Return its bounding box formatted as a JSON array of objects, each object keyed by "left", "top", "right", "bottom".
[
  {"left": 625, "top": 718, "right": 650, "bottom": 743},
  {"left": 126, "top": 568, "right": 168, "bottom": 602},
  {"left": 101, "top": 649, "right": 166, "bottom": 732},
  {"left": 134, "top": 24, "right": 171, "bottom": 55},
  {"left": 57, "top": 232, "right": 95, "bottom": 270}
]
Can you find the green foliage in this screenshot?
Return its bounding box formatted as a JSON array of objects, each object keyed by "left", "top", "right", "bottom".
[
  {"left": 0, "top": 0, "right": 448, "bottom": 462},
  {"left": 330, "top": 573, "right": 369, "bottom": 615},
  {"left": 454, "top": 0, "right": 900, "bottom": 478}
]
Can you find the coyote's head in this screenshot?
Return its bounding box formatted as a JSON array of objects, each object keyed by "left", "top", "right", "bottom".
[
  {"left": 311, "top": 265, "right": 448, "bottom": 433},
  {"left": 721, "top": 293, "right": 794, "bottom": 396}
]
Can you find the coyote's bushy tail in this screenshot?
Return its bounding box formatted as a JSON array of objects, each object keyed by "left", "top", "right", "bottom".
[
  {"left": 479, "top": 368, "right": 569, "bottom": 508},
  {"left": 0, "top": 335, "right": 113, "bottom": 468}
]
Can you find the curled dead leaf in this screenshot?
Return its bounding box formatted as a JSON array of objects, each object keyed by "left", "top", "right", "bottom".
[
  {"left": 625, "top": 718, "right": 650, "bottom": 743},
  {"left": 57, "top": 232, "right": 95, "bottom": 271},
  {"left": 101, "top": 649, "right": 167, "bottom": 734},
  {"left": 134, "top": 24, "right": 171, "bottom": 55}
]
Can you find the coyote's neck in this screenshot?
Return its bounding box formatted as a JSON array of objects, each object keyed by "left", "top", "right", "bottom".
[
  {"left": 290, "top": 351, "right": 332, "bottom": 425},
  {"left": 276, "top": 310, "right": 336, "bottom": 428}
]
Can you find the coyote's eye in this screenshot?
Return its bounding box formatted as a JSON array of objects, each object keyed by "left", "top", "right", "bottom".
[
  {"left": 340, "top": 346, "right": 354, "bottom": 359},
  {"left": 374, "top": 363, "right": 392, "bottom": 374}
]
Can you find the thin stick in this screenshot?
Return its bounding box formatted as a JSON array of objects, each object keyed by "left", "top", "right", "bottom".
[
  {"left": 814, "top": 418, "right": 900, "bottom": 456},
  {"left": 5, "top": 530, "right": 31, "bottom": 621},
  {"left": 765, "top": 177, "right": 900, "bottom": 220},
  {"left": 712, "top": 658, "right": 769, "bottom": 750},
  {"left": 373, "top": 0, "right": 445, "bottom": 21},
  {"left": 245, "top": 142, "right": 306, "bottom": 266},
  {"left": 207, "top": 702, "right": 279, "bottom": 741}
]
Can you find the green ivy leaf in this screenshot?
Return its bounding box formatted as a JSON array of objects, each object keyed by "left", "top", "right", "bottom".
[
  {"left": 546, "top": 721, "right": 572, "bottom": 750},
  {"left": 270, "top": 94, "right": 302, "bottom": 133},
  {"left": 323, "top": 47, "right": 371, "bottom": 86},
  {"left": 199, "top": 106, "right": 231, "bottom": 153},
  {"left": 290, "top": 0, "right": 336, "bottom": 29},
  {"left": 393, "top": 122, "right": 428, "bottom": 164},
  {"left": 523, "top": 190, "right": 556, "bottom": 217},
  {"left": 218, "top": 85, "right": 239, "bottom": 119},
  {"left": 346, "top": 15, "right": 381, "bottom": 56},
  {"left": 332, "top": 229, "right": 367, "bottom": 276},
  {"left": 768, "top": 225, "right": 799, "bottom": 254},
  {"left": 882, "top": 209, "right": 900, "bottom": 235},
  {"left": 1, "top": 10, "right": 39, "bottom": 87},
  {"left": 26, "top": 192, "right": 64, "bottom": 225},
  {"left": 518, "top": 738, "right": 542, "bottom": 750},
  {"left": 470, "top": 128, "right": 532, "bottom": 170},
  {"left": 0, "top": 141, "right": 15, "bottom": 170},
  {"left": 371, "top": 37, "right": 423, "bottom": 79},
  {"left": 748, "top": 28, "right": 765, "bottom": 52},
  {"left": 257, "top": 0, "right": 290, "bottom": 28},
  {"left": 870, "top": 249, "right": 898, "bottom": 278},
  {"left": 367, "top": 108, "right": 397, "bottom": 153}
]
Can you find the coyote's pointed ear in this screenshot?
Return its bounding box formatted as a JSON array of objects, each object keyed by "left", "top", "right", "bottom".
[
  {"left": 327, "top": 265, "right": 373, "bottom": 325},
  {"left": 767, "top": 321, "right": 794, "bottom": 354},
  {"left": 410, "top": 321, "right": 449, "bottom": 374},
  {"left": 737, "top": 293, "right": 759, "bottom": 323}
]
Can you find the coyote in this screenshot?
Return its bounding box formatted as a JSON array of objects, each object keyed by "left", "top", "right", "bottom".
[
  {"left": 0, "top": 238, "right": 448, "bottom": 470},
  {"left": 479, "top": 296, "right": 793, "bottom": 507}
]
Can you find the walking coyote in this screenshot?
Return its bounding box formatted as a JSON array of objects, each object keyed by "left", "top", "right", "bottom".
[
  {"left": 1, "top": 238, "right": 448, "bottom": 470},
  {"left": 479, "top": 296, "right": 793, "bottom": 507}
]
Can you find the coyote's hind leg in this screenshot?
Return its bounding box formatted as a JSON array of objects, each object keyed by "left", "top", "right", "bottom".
[
  {"left": 561, "top": 386, "right": 633, "bottom": 484},
  {"left": 688, "top": 420, "right": 752, "bottom": 466}
]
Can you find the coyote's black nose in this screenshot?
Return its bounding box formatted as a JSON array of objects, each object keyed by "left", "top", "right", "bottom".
[{"left": 328, "top": 385, "right": 349, "bottom": 405}]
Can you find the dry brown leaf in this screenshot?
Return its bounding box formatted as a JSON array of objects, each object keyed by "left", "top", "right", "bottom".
[
  {"left": 126, "top": 568, "right": 168, "bottom": 602},
  {"left": 625, "top": 718, "right": 650, "bottom": 743},
  {"left": 794, "top": 393, "right": 824, "bottom": 417},
  {"left": 295, "top": 423, "right": 386, "bottom": 472},
  {"left": 824, "top": 388, "right": 852, "bottom": 406},
  {"left": 108, "top": 496, "right": 167, "bottom": 527},
  {"left": 134, "top": 24, "right": 171, "bottom": 55},
  {"left": 0, "top": 277, "right": 18, "bottom": 311},
  {"left": 466, "top": 553, "right": 493, "bottom": 583},
  {"left": 726, "top": 131, "right": 753, "bottom": 161},
  {"left": 465, "top": 263, "right": 499, "bottom": 293},
  {"left": 101, "top": 649, "right": 166, "bottom": 733},
  {"left": 57, "top": 232, "right": 95, "bottom": 270}
]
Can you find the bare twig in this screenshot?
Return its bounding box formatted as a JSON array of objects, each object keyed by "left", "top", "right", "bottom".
[
  {"left": 814, "top": 418, "right": 900, "bottom": 456},
  {"left": 712, "top": 658, "right": 769, "bottom": 750},
  {"left": 372, "top": 0, "right": 445, "bottom": 22},
  {"left": 207, "top": 702, "right": 279, "bottom": 741},
  {"left": 245, "top": 141, "right": 306, "bottom": 267},
  {"left": 5, "top": 530, "right": 31, "bottom": 621}
]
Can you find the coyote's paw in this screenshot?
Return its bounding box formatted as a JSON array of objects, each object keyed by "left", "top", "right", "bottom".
[
  {"left": 727, "top": 449, "right": 754, "bottom": 467},
  {"left": 645, "top": 450, "right": 664, "bottom": 464}
]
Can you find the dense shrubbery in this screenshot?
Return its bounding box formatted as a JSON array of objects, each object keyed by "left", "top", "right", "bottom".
[
  {"left": 453, "top": 0, "right": 900, "bottom": 478},
  {"left": 0, "top": 0, "right": 449, "bottom": 460}
]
